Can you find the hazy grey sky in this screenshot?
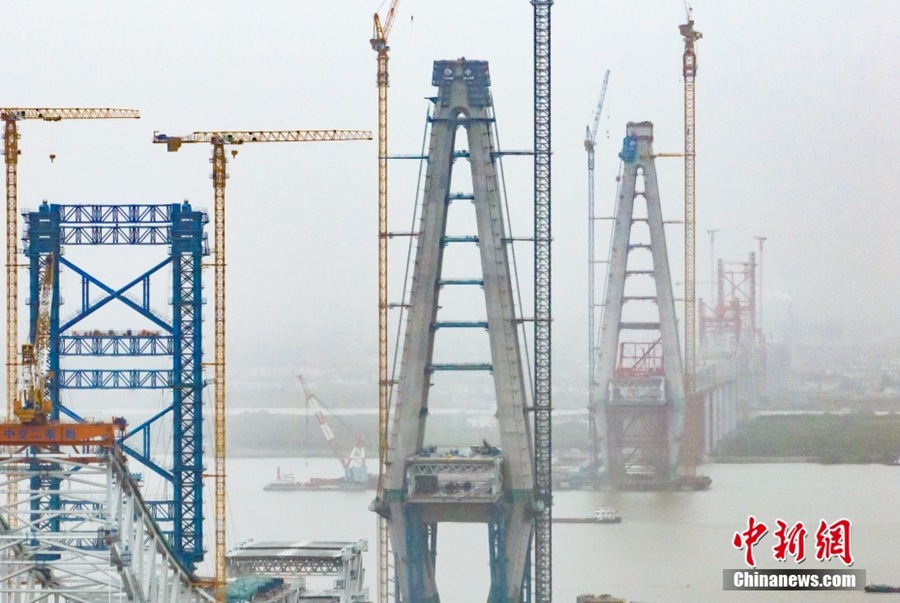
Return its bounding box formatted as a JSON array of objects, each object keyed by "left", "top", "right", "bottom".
[{"left": 2, "top": 1, "right": 898, "bottom": 404}]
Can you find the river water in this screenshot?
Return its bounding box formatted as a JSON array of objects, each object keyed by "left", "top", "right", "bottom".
[{"left": 217, "top": 459, "right": 900, "bottom": 602}]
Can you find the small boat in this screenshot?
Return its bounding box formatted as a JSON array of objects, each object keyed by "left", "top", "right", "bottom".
[
  {"left": 553, "top": 505, "right": 623, "bottom": 524},
  {"left": 865, "top": 584, "right": 900, "bottom": 593},
  {"left": 593, "top": 505, "right": 622, "bottom": 524},
  {"left": 262, "top": 467, "right": 303, "bottom": 491}
]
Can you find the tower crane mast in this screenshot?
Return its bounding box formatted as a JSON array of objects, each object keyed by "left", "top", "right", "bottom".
[
  {"left": 585, "top": 70, "right": 609, "bottom": 472},
  {"left": 370, "top": 2, "right": 400, "bottom": 600},
  {"left": 154, "top": 127, "right": 371, "bottom": 603},
  {"left": 532, "top": 0, "right": 553, "bottom": 600},
  {"left": 679, "top": 10, "right": 702, "bottom": 473}
]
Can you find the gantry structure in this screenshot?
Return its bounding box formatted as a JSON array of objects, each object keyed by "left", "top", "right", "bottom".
[
  {"left": 372, "top": 59, "right": 533, "bottom": 603},
  {"left": 595, "top": 122, "right": 686, "bottom": 487},
  {"left": 695, "top": 254, "right": 760, "bottom": 452},
  {"left": 21, "top": 199, "right": 209, "bottom": 569},
  {"left": 699, "top": 256, "right": 757, "bottom": 365},
  {"left": 227, "top": 540, "right": 369, "bottom": 603}
]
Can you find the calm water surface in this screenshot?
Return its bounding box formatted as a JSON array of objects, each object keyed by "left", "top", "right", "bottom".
[{"left": 218, "top": 460, "right": 900, "bottom": 602}]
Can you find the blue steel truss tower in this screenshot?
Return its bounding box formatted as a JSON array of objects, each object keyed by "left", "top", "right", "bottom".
[
  {"left": 594, "top": 122, "right": 685, "bottom": 487},
  {"left": 22, "top": 200, "right": 209, "bottom": 570},
  {"left": 373, "top": 59, "right": 534, "bottom": 603}
]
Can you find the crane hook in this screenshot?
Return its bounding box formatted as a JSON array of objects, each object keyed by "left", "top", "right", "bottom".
[
  {"left": 49, "top": 153, "right": 56, "bottom": 163},
  {"left": 230, "top": 149, "right": 238, "bottom": 159}
]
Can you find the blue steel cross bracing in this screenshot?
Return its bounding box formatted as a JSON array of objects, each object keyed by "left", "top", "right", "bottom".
[{"left": 23, "top": 200, "right": 210, "bottom": 571}]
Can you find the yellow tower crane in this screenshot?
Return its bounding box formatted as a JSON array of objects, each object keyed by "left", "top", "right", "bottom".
[
  {"left": 153, "top": 128, "right": 372, "bottom": 603},
  {"left": 679, "top": 10, "right": 702, "bottom": 473},
  {"left": 1, "top": 107, "right": 138, "bottom": 527},
  {"left": 370, "top": 3, "right": 400, "bottom": 602},
  {"left": 2, "top": 108, "right": 139, "bottom": 422}
]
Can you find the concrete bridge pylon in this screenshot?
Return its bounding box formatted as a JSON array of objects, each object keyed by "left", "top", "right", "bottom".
[{"left": 372, "top": 59, "right": 534, "bottom": 603}]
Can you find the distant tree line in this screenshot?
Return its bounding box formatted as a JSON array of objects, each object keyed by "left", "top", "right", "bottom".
[
  {"left": 716, "top": 413, "right": 900, "bottom": 464},
  {"left": 230, "top": 411, "right": 900, "bottom": 464},
  {"left": 227, "top": 411, "right": 591, "bottom": 457}
]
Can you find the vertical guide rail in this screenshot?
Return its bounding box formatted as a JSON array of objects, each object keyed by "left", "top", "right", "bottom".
[
  {"left": 532, "top": 1, "right": 553, "bottom": 601},
  {"left": 212, "top": 141, "right": 227, "bottom": 603},
  {"left": 679, "top": 18, "right": 701, "bottom": 471},
  {"left": 375, "top": 39, "right": 391, "bottom": 603}
]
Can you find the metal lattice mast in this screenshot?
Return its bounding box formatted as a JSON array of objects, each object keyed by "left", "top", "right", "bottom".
[
  {"left": 211, "top": 140, "right": 227, "bottom": 603},
  {"left": 370, "top": 5, "right": 400, "bottom": 600},
  {"left": 5, "top": 119, "right": 18, "bottom": 425},
  {"left": 679, "top": 16, "right": 702, "bottom": 470},
  {"left": 586, "top": 70, "right": 609, "bottom": 470},
  {"left": 375, "top": 38, "right": 390, "bottom": 603},
  {"left": 532, "top": 0, "right": 553, "bottom": 601}
]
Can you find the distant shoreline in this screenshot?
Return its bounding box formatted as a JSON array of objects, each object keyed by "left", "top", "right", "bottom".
[
  {"left": 710, "top": 456, "right": 818, "bottom": 463},
  {"left": 228, "top": 449, "right": 884, "bottom": 466}
]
